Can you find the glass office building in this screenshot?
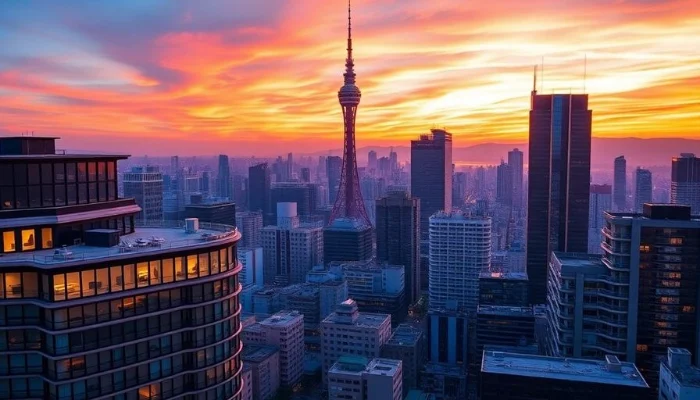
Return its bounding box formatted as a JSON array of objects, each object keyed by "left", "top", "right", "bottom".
[{"left": 0, "top": 137, "right": 244, "bottom": 400}]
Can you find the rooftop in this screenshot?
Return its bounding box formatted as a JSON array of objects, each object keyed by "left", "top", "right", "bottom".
[
  {"left": 325, "top": 217, "right": 372, "bottom": 231},
  {"left": 481, "top": 351, "right": 649, "bottom": 388},
  {"left": 0, "top": 222, "right": 239, "bottom": 268},
  {"left": 323, "top": 309, "right": 390, "bottom": 328},
  {"left": 423, "top": 362, "right": 465, "bottom": 376},
  {"left": 478, "top": 305, "right": 534, "bottom": 317},
  {"left": 664, "top": 348, "right": 700, "bottom": 387},
  {"left": 552, "top": 252, "right": 604, "bottom": 268},
  {"left": 259, "top": 310, "right": 303, "bottom": 327},
  {"left": 328, "top": 356, "right": 401, "bottom": 376},
  {"left": 241, "top": 345, "right": 279, "bottom": 363},
  {"left": 365, "top": 358, "right": 402, "bottom": 376},
  {"left": 386, "top": 324, "right": 422, "bottom": 347},
  {"left": 430, "top": 210, "right": 490, "bottom": 222}
]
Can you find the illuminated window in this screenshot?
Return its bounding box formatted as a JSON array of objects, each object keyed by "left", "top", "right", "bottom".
[
  {"left": 175, "top": 257, "right": 185, "bottom": 281},
  {"left": 683, "top": 306, "right": 696, "bottom": 313},
  {"left": 54, "top": 274, "right": 66, "bottom": 301},
  {"left": 5, "top": 272, "right": 21, "bottom": 299},
  {"left": 123, "top": 264, "right": 135, "bottom": 290},
  {"left": 187, "top": 255, "right": 198, "bottom": 278},
  {"left": 639, "top": 245, "right": 650, "bottom": 253},
  {"left": 23, "top": 272, "right": 37, "bottom": 297},
  {"left": 66, "top": 272, "right": 80, "bottom": 299},
  {"left": 137, "top": 262, "right": 149, "bottom": 287},
  {"left": 670, "top": 237, "right": 683, "bottom": 245},
  {"left": 111, "top": 266, "right": 123, "bottom": 292},
  {"left": 81, "top": 270, "right": 95, "bottom": 297},
  {"left": 162, "top": 259, "right": 174, "bottom": 283},
  {"left": 150, "top": 260, "right": 161, "bottom": 285},
  {"left": 637, "top": 344, "right": 648, "bottom": 352},
  {"left": 3, "top": 231, "right": 15, "bottom": 252},
  {"left": 21, "top": 229, "right": 36, "bottom": 251},
  {"left": 95, "top": 268, "right": 109, "bottom": 294},
  {"left": 41, "top": 228, "right": 53, "bottom": 249},
  {"left": 199, "top": 253, "right": 209, "bottom": 277}
]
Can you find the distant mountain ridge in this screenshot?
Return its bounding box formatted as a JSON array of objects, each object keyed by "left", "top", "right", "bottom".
[{"left": 306, "top": 138, "right": 700, "bottom": 169}]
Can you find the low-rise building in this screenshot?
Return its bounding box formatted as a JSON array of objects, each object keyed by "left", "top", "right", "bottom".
[
  {"left": 420, "top": 362, "right": 467, "bottom": 400},
  {"left": 480, "top": 351, "right": 649, "bottom": 399},
  {"left": 382, "top": 323, "right": 424, "bottom": 397},
  {"left": 328, "top": 356, "right": 403, "bottom": 400},
  {"left": 242, "top": 365, "right": 254, "bottom": 400},
  {"left": 659, "top": 348, "right": 700, "bottom": 400},
  {"left": 241, "top": 345, "right": 280, "bottom": 400}
]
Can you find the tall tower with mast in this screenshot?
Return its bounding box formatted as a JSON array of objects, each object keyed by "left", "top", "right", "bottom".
[{"left": 328, "top": 0, "right": 372, "bottom": 227}]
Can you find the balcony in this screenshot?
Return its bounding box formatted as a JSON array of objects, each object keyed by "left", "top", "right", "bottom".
[{"left": 0, "top": 221, "right": 240, "bottom": 266}]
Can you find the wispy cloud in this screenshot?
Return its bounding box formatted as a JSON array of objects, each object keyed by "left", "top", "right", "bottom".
[{"left": 0, "top": 0, "right": 698, "bottom": 155}]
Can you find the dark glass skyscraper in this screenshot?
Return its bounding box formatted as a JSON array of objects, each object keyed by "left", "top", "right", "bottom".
[
  {"left": 410, "top": 129, "right": 452, "bottom": 240},
  {"left": 217, "top": 154, "right": 231, "bottom": 199},
  {"left": 508, "top": 148, "right": 524, "bottom": 210},
  {"left": 671, "top": 153, "right": 700, "bottom": 213},
  {"left": 614, "top": 155, "right": 627, "bottom": 211},
  {"left": 496, "top": 161, "right": 513, "bottom": 208},
  {"left": 375, "top": 189, "right": 420, "bottom": 305},
  {"left": 527, "top": 92, "right": 592, "bottom": 304},
  {"left": 634, "top": 167, "right": 652, "bottom": 212},
  {"left": 248, "top": 162, "right": 272, "bottom": 225}
]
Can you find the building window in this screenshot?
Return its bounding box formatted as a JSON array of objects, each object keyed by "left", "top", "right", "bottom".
[
  {"left": 3, "top": 231, "right": 16, "bottom": 252},
  {"left": 42, "top": 228, "right": 53, "bottom": 249},
  {"left": 639, "top": 245, "right": 650, "bottom": 253},
  {"left": 5, "top": 273, "right": 21, "bottom": 298},
  {"left": 21, "top": 229, "right": 36, "bottom": 251},
  {"left": 669, "top": 237, "right": 683, "bottom": 245}
]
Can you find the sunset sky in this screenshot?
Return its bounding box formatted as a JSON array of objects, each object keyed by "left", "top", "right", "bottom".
[{"left": 1, "top": 0, "right": 699, "bottom": 156}]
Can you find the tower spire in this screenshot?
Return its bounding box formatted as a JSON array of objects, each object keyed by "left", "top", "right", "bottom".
[
  {"left": 344, "top": 0, "right": 356, "bottom": 85},
  {"left": 533, "top": 65, "right": 538, "bottom": 94}
]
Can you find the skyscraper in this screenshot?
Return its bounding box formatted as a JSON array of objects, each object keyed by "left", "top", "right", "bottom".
[
  {"left": 327, "top": 2, "right": 371, "bottom": 227},
  {"left": 508, "top": 148, "right": 524, "bottom": 210},
  {"left": 217, "top": 154, "right": 231, "bottom": 199},
  {"left": 496, "top": 160, "right": 513, "bottom": 208},
  {"left": 634, "top": 167, "right": 652, "bottom": 212},
  {"left": 327, "top": 155, "right": 343, "bottom": 206},
  {"left": 526, "top": 81, "right": 592, "bottom": 304},
  {"left": 671, "top": 153, "right": 700, "bottom": 213},
  {"left": 411, "top": 129, "right": 453, "bottom": 240},
  {"left": 249, "top": 162, "right": 272, "bottom": 225},
  {"left": 375, "top": 189, "right": 421, "bottom": 305},
  {"left": 122, "top": 165, "right": 164, "bottom": 222},
  {"left": 614, "top": 156, "right": 627, "bottom": 211},
  {"left": 429, "top": 211, "right": 491, "bottom": 313},
  {"left": 368, "top": 150, "right": 377, "bottom": 171},
  {"left": 588, "top": 183, "right": 612, "bottom": 254}
]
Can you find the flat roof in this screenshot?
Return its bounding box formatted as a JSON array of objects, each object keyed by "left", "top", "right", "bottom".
[
  {"left": 241, "top": 345, "right": 279, "bottom": 363},
  {"left": 386, "top": 324, "right": 422, "bottom": 346},
  {"left": 481, "top": 351, "right": 649, "bottom": 388},
  {"left": 552, "top": 252, "right": 603, "bottom": 268},
  {"left": 260, "top": 310, "right": 303, "bottom": 326},
  {"left": 323, "top": 311, "right": 390, "bottom": 328},
  {"left": 366, "top": 358, "right": 401, "bottom": 376},
  {"left": 478, "top": 305, "right": 534, "bottom": 317},
  {"left": 0, "top": 224, "right": 239, "bottom": 268}
]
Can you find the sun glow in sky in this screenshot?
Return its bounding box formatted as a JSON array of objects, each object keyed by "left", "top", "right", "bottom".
[{"left": 1, "top": 0, "right": 699, "bottom": 155}]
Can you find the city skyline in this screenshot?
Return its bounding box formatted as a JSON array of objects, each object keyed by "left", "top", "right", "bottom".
[{"left": 2, "top": 0, "right": 700, "bottom": 155}]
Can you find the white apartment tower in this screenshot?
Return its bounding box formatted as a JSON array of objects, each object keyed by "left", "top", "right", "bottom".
[
  {"left": 242, "top": 310, "right": 305, "bottom": 387},
  {"left": 261, "top": 202, "right": 323, "bottom": 285},
  {"left": 429, "top": 211, "right": 491, "bottom": 313},
  {"left": 321, "top": 300, "right": 392, "bottom": 381}
]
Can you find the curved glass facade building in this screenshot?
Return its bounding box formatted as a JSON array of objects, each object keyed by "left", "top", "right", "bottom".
[{"left": 0, "top": 137, "right": 243, "bottom": 400}]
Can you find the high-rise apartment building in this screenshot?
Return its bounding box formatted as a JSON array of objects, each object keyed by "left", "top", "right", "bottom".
[
  {"left": 241, "top": 345, "right": 281, "bottom": 400},
  {"left": 604, "top": 205, "right": 700, "bottom": 388},
  {"left": 122, "top": 165, "right": 164, "bottom": 222},
  {"left": 368, "top": 150, "right": 378, "bottom": 171},
  {"left": 242, "top": 310, "right": 305, "bottom": 387},
  {"left": 429, "top": 211, "right": 491, "bottom": 313},
  {"left": 635, "top": 167, "right": 653, "bottom": 212},
  {"left": 0, "top": 136, "right": 244, "bottom": 399},
  {"left": 326, "top": 156, "right": 343, "bottom": 205},
  {"left": 496, "top": 161, "right": 513, "bottom": 208},
  {"left": 218, "top": 154, "right": 232, "bottom": 199},
  {"left": 321, "top": 300, "right": 392, "bottom": 379},
  {"left": 588, "top": 184, "right": 612, "bottom": 254},
  {"left": 671, "top": 153, "right": 700, "bottom": 213},
  {"left": 248, "top": 163, "right": 272, "bottom": 225},
  {"left": 411, "top": 129, "right": 452, "bottom": 240},
  {"left": 261, "top": 203, "right": 323, "bottom": 285},
  {"left": 508, "top": 148, "right": 524, "bottom": 210},
  {"left": 614, "top": 155, "right": 627, "bottom": 211},
  {"left": 527, "top": 92, "right": 592, "bottom": 304},
  {"left": 375, "top": 189, "right": 420, "bottom": 305},
  {"left": 328, "top": 357, "right": 403, "bottom": 400}
]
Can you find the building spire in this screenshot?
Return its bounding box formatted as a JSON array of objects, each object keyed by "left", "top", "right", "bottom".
[
  {"left": 533, "top": 65, "right": 538, "bottom": 95},
  {"left": 344, "top": 0, "right": 356, "bottom": 85}
]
